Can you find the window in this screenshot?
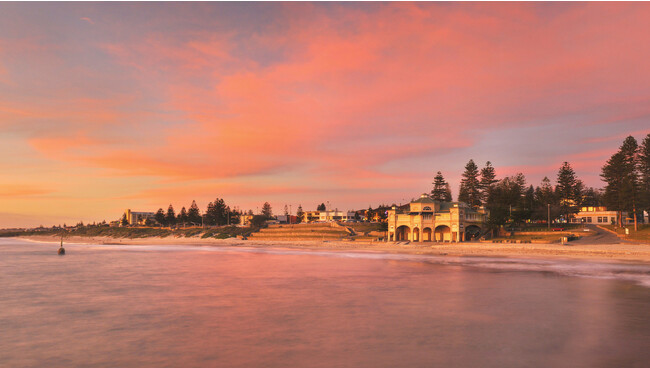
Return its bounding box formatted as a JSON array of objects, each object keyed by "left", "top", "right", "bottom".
[
  {"left": 597, "top": 217, "right": 603, "bottom": 223},
  {"left": 423, "top": 214, "right": 432, "bottom": 220},
  {"left": 587, "top": 217, "right": 592, "bottom": 223},
  {"left": 423, "top": 206, "right": 432, "bottom": 211}
]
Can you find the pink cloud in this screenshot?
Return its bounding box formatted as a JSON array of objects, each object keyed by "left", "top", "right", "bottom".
[{"left": 2, "top": 3, "right": 650, "bottom": 222}]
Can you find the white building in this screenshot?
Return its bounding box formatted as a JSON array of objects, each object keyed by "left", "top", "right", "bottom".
[
  {"left": 124, "top": 209, "right": 156, "bottom": 225},
  {"left": 571, "top": 206, "right": 632, "bottom": 225},
  {"left": 302, "top": 210, "right": 356, "bottom": 222}
]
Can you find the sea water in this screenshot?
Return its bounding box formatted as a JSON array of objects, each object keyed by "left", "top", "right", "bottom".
[{"left": 1, "top": 238, "right": 649, "bottom": 368}]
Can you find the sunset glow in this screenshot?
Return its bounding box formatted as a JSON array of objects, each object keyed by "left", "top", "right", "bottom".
[{"left": 1, "top": 2, "right": 649, "bottom": 227}]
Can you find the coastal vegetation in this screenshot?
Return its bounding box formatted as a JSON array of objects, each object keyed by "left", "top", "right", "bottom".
[
  {"left": 425, "top": 134, "right": 650, "bottom": 233},
  {"left": 601, "top": 135, "right": 650, "bottom": 230},
  {"left": 0, "top": 225, "right": 252, "bottom": 239},
  {"left": 4, "top": 134, "right": 649, "bottom": 243}
]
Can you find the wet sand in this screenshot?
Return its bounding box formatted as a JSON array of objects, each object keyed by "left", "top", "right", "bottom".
[{"left": 18, "top": 234, "right": 650, "bottom": 263}]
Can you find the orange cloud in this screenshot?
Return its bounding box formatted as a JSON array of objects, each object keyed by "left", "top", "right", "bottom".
[
  {"left": 0, "top": 184, "right": 52, "bottom": 197},
  {"left": 1, "top": 3, "right": 649, "bottom": 225}
]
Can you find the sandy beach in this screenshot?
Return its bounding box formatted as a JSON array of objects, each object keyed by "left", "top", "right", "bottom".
[{"left": 17, "top": 234, "right": 650, "bottom": 263}]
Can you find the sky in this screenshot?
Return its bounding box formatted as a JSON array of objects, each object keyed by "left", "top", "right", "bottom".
[{"left": 0, "top": 2, "right": 649, "bottom": 228}]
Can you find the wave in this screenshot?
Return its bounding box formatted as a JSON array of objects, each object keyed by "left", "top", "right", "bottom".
[{"left": 5, "top": 237, "right": 650, "bottom": 288}]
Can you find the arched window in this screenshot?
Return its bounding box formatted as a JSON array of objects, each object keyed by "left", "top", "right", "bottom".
[{"left": 423, "top": 206, "right": 432, "bottom": 211}]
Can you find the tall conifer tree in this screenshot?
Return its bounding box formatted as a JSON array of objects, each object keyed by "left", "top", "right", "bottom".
[
  {"left": 602, "top": 136, "right": 640, "bottom": 228},
  {"left": 262, "top": 202, "right": 273, "bottom": 218},
  {"left": 296, "top": 205, "right": 304, "bottom": 223},
  {"left": 155, "top": 208, "right": 166, "bottom": 226},
  {"left": 431, "top": 171, "right": 452, "bottom": 201},
  {"left": 556, "top": 161, "right": 579, "bottom": 221},
  {"left": 458, "top": 159, "right": 481, "bottom": 208},
  {"left": 177, "top": 207, "right": 188, "bottom": 227},
  {"left": 187, "top": 200, "right": 201, "bottom": 225},
  {"left": 639, "top": 134, "right": 650, "bottom": 223},
  {"left": 479, "top": 161, "right": 498, "bottom": 205},
  {"left": 166, "top": 204, "right": 176, "bottom": 226}
]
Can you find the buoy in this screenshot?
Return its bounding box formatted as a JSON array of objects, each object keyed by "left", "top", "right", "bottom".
[{"left": 58, "top": 247, "right": 65, "bottom": 255}]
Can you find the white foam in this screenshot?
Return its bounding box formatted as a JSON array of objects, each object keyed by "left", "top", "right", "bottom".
[{"left": 6, "top": 237, "right": 650, "bottom": 288}]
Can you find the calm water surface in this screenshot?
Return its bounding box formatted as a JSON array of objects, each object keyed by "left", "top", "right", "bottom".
[{"left": 1, "top": 238, "right": 650, "bottom": 368}]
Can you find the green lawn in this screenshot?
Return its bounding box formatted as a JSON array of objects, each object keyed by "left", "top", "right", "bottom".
[{"left": 602, "top": 224, "right": 650, "bottom": 242}]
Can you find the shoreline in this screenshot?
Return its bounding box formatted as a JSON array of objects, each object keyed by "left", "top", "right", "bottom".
[{"left": 15, "top": 234, "right": 650, "bottom": 264}]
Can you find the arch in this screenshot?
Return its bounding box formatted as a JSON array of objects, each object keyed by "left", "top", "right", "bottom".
[
  {"left": 396, "top": 225, "right": 410, "bottom": 241},
  {"left": 465, "top": 225, "right": 481, "bottom": 241},
  {"left": 422, "top": 227, "right": 432, "bottom": 242},
  {"left": 423, "top": 206, "right": 432, "bottom": 211},
  {"left": 434, "top": 225, "right": 451, "bottom": 242},
  {"left": 412, "top": 227, "right": 420, "bottom": 242}
]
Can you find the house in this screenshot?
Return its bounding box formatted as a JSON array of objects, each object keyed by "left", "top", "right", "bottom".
[
  {"left": 571, "top": 206, "right": 632, "bottom": 225},
  {"left": 387, "top": 194, "right": 487, "bottom": 242}
]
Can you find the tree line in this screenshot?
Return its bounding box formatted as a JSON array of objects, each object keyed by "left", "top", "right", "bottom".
[
  {"left": 428, "top": 133, "right": 650, "bottom": 229},
  {"left": 145, "top": 198, "right": 241, "bottom": 227}
]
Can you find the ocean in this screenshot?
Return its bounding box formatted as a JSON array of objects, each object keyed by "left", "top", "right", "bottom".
[{"left": 1, "top": 238, "right": 649, "bottom": 367}]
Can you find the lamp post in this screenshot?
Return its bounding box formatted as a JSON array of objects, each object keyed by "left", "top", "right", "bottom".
[{"left": 547, "top": 204, "right": 550, "bottom": 230}]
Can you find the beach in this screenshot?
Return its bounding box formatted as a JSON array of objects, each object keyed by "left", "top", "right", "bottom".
[
  {"left": 19, "top": 234, "right": 650, "bottom": 263},
  {"left": 3, "top": 236, "right": 650, "bottom": 367}
]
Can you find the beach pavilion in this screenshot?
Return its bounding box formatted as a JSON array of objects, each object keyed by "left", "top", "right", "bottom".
[{"left": 387, "top": 194, "right": 487, "bottom": 242}]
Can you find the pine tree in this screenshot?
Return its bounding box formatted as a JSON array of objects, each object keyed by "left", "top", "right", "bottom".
[
  {"left": 479, "top": 161, "right": 498, "bottom": 205},
  {"left": 639, "top": 133, "right": 650, "bottom": 223},
  {"left": 121, "top": 213, "right": 128, "bottom": 226},
  {"left": 177, "top": 207, "right": 188, "bottom": 227},
  {"left": 206, "top": 198, "right": 228, "bottom": 225},
  {"left": 431, "top": 171, "right": 452, "bottom": 201},
  {"left": 296, "top": 205, "right": 304, "bottom": 223},
  {"left": 556, "top": 162, "right": 579, "bottom": 221},
  {"left": 187, "top": 200, "right": 201, "bottom": 225},
  {"left": 581, "top": 187, "right": 603, "bottom": 207},
  {"left": 602, "top": 136, "right": 640, "bottom": 228},
  {"left": 485, "top": 174, "right": 527, "bottom": 226},
  {"left": 521, "top": 185, "right": 536, "bottom": 221},
  {"left": 317, "top": 203, "right": 326, "bottom": 211},
  {"left": 458, "top": 159, "right": 481, "bottom": 208},
  {"left": 443, "top": 183, "right": 452, "bottom": 202},
  {"left": 262, "top": 202, "right": 273, "bottom": 218},
  {"left": 166, "top": 204, "right": 176, "bottom": 226},
  {"left": 621, "top": 136, "right": 641, "bottom": 230},
  {"left": 533, "top": 177, "right": 559, "bottom": 223},
  {"left": 284, "top": 205, "right": 289, "bottom": 216},
  {"left": 155, "top": 208, "right": 166, "bottom": 226}
]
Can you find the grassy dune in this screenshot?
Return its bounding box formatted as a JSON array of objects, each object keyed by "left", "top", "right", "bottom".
[{"left": 0, "top": 226, "right": 252, "bottom": 239}]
